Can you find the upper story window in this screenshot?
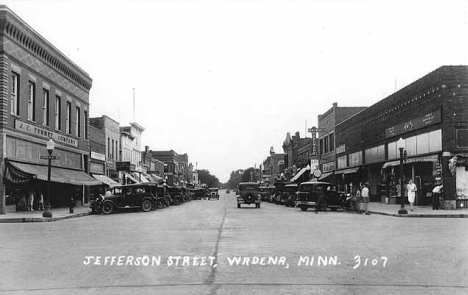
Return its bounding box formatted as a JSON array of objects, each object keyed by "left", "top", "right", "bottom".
[
  {"left": 42, "top": 89, "right": 49, "bottom": 126},
  {"left": 75, "top": 106, "right": 81, "bottom": 137},
  {"left": 11, "top": 72, "right": 19, "bottom": 116},
  {"left": 329, "top": 132, "right": 335, "bottom": 152},
  {"left": 55, "top": 96, "right": 61, "bottom": 130},
  {"left": 28, "top": 81, "right": 36, "bottom": 121},
  {"left": 84, "top": 111, "right": 88, "bottom": 140},
  {"left": 66, "top": 101, "right": 71, "bottom": 134}
]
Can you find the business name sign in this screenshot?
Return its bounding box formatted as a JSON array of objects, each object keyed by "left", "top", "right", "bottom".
[
  {"left": 91, "top": 151, "right": 106, "bottom": 161},
  {"left": 385, "top": 109, "right": 441, "bottom": 138},
  {"left": 15, "top": 119, "right": 78, "bottom": 147}
]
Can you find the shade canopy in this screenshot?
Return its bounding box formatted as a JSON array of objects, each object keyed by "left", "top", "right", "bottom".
[
  {"left": 92, "top": 174, "right": 120, "bottom": 188},
  {"left": 5, "top": 161, "right": 102, "bottom": 186}
]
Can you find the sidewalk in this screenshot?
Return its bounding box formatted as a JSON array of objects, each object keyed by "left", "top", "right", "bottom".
[
  {"left": 367, "top": 202, "right": 468, "bottom": 218},
  {"left": 0, "top": 206, "right": 92, "bottom": 223}
]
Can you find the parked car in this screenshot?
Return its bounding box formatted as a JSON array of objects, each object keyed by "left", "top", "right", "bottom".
[
  {"left": 282, "top": 183, "right": 299, "bottom": 207},
  {"left": 259, "top": 186, "right": 275, "bottom": 202},
  {"left": 273, "top": 181, "right": 290, "bottom": 204},
  {"left": 296, "top": 182, "right": 346, "bottom": 212},
  {"left": 167, "top": 186, "right": 184, "bottom": 205},
  {"left": 209, "top": 188, "right": 220, "bottom": 200},
  {"left": 90, "top": 183, "right": 160, "bottom": 214},
  {"left": 237, "top": 182, "right": 261, "bottom": 208}
]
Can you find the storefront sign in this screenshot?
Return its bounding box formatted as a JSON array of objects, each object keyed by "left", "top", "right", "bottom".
[
  {"left": 322, "top": 161, "right": 335, "bottom": 172},
  {"left": 90, "top": 162, "right": 105, "bottom": 174},
  {"left": 385, "top": 109, "right": 441, "bottom": 138},
  {"left": 336, "top": 144, "right": 346, "bottom": 154},
  {"left": 116, "top": 161, "right": 131, "bottom": 171},
  {"left": 91, "top": 151, "right": 106, "bottom": 161},
  {"left": 15, "top": 119, "right": 78, "bottom": 147}
]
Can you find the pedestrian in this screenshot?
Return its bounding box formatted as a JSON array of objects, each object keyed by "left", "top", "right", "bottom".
[
  {"left": 432, "top": 180, "right": 443, "bottom": 210},
  {"left": 27, "top": 189, "right": 35, "bottom": 211},
  {"left": 407, "top": 179, "right": 417, "bottom": 211},
  {"left": 354, "top": 183, "right": 362, "bottom": 214},
  {"left": 38, "top": 191, "right": 44, "bottom": 211},
  {"left": 361, "top": 182, "right": 370, "bottom": 215}
]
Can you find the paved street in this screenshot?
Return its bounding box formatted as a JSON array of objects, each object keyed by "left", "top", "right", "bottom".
[{"left": 1, "top": 190, "right": 467, "bottom": 295}]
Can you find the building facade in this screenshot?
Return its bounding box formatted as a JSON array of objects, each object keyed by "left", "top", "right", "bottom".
[
  {"left": 119, "top": 122, "right": 144, "bottom": 184},
  {"left": 0, "top": 6, "right": 101, "bottom": 213},
  {"left": 89, "top": 115, "right": 120, "bottom": 181},
  {"left": 262, "top": 147, "right": 285, "bottom": 184},
  {"left": 282, "top": 132, "right": 313, "bottom": 182},
  {"left": 334, "top": 66, "right": 468, "bottom": 209},
  {"left": 149, "top": 150, "right": 180, "bottom": 186},
  {"left": 318, "top": 102, "right": 367, "bottom": 184}
]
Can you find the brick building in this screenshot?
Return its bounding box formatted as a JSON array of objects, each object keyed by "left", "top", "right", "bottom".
[
  {"left": 282, "top": 132, "right": 313, "bottom": 182},
  {"left": 334, "top": 66, "right": 468, "bottom": 209},
  {"left": 317, "top": 102, "right": 367, "bottom": 183},
  {"left": 89, "top": 115, "right": 120, "bottom": 181},
  {"left": 262, "top": 147, "right": 284, "bottom": 185},
  {"left": 0, "top": 6, "right": 101, "bottom": 214}
]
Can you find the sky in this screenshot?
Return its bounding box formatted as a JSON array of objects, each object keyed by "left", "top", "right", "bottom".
[{"left": 2, "top": 0, "right": 467, "bottom": 182}]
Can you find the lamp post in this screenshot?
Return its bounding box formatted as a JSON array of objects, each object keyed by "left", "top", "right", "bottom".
[
  {"left": 397, "top": 138, "right": 408, "bottom": 214},
  {"left": 43, "top": 139, "right": 55, "bottom": 218}
]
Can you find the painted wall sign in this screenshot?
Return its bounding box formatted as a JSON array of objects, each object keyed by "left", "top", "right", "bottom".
[
  {"left": 15, "top": 119, "right": 78, "bottom": 147},
  {"left": 385, "top": 109, "right": 441, "bottom": 138},
  {"left": 91, "top": 151, "right": 106, "bottom": 161}
]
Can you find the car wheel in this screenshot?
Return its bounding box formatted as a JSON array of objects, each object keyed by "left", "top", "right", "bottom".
[
  {"left": 331, "top": 207, "right": 338, "bottom": 211},
  {"left": 156, "top": 199, "right": 165, "bottom": 209},
  {"left": 237, "top": 203, "right": 241, "bottom": 208},
  {"left": 316, "top": 198, "right": 327, "bottom": 212},
  {"left": 141, "top": 199, "right": 152, "bottom": 212},
  {"left": 257, "top": 203, "right": 261, "bottom": 208},
  {"left": 300, "top": 206, "right": 308, "bottom": 211},
  {"left": 101, "top": 202, "right": 114, "bottom": 214}
]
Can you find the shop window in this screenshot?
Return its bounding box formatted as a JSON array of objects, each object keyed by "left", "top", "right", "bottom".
[
  {"left": 406, "top": 136, "right": 417, "bottom": 156},
  {"left": 416, "top": 133, "right": 429, "bottom": 155},
  {"left": 337, "top": 155, "right": 347, "bottom": 169},
  {"left": 428, "top": 129, "right": 442, "bottom": 152},
  {"left": 349, "top": 151, "right": 362, "bottom": 166}
]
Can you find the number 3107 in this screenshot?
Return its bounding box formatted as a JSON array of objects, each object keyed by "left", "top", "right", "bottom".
[{"left": 353, "top": 256, "right": 388, "bottom": 269}]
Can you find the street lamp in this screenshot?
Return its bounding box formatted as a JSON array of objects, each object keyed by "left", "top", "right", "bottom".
[
  {"left": 397, "top": 138, "right": 408, "bottom": 214},
  {"left": 43, "top": 139, "right": 55, "bottom": 218}
]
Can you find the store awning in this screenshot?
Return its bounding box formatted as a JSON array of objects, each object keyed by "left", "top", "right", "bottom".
[
  {"left": 5, "top": 161, "right": 102, "bottom": 186},
  {"left": 124, "top": 173, "right": 139, "bottom": 184},
  {"left": 140, "top": 174, "right": 150, "bottom": 183},
  {"left": 319, "top": 172, "right": 333, "bottom": 180},
  {"left": 291, "top": 165, "right": 310, "bottom": 182},
  {"left": 334, "top": 167, "right": 360, "bottom": 175},
  {"left": 381, "top": 155, "right": 439, "bottom": 170},
  {"left": 92, "top": 174, "right": 120, "bottom": 188},
  {"left": 148, "top": 174, "right": 164, "bottom": 183}
]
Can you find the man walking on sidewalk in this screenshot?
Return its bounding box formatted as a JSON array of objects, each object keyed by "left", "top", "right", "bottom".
[{"left": 361, "top": 182, "right": 370, "bottom": 215}]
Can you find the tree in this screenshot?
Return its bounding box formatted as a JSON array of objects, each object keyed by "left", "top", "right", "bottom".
[{"left": 197, "top": 169, "right": 220, "bottom": 188}]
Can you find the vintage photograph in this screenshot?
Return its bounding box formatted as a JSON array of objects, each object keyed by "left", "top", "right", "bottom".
[{"left": 0, "top": 0, "right": 467, "bottom": 294}]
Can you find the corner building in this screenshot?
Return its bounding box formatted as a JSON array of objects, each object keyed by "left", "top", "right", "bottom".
[
  {"left": 335, "top": 66, "right": 468, "bottom": 209},
  {"left": 0, "top": 6, "right": 100, "bottom": 214}
]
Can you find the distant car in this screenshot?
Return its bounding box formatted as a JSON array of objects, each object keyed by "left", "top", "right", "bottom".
[
  {"left": 296, "top": 182, "right": 346, "bottom": 212},
  {"left": 237, "top": 182, "right": 261, "bottom": 208},
  {"left": 90, "top": 183, "right": 159, "bottom": 214},
  {"left": 226, "top": 189, "right": 230, "bottom": 194},
  {"left": 209, "top": 188, "right": 220, "bottom": 200}
]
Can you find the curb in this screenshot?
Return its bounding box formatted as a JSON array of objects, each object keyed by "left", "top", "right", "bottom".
[
  {"left": 0, "top": 212, "right": 91, "bottom": 223},
  {"left": 369, "top": 211, "right": 468, "bottom": 218}
]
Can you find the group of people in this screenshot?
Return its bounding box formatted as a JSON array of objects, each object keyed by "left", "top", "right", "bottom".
[
  {"left": 350, "top": 182, "right": 370, "bottom": 215},
  {"left": 23, "top": 189, "right": 44, "bottom": 211}
]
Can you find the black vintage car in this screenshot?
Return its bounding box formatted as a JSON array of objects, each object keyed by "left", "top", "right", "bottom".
[
  {"left": 296, "top": 182, "right": 346, "bottom": 212},
  {"left": 259, "top": 186, "right": 275, "bottom": 202},
  {"left": 166, "top": 186, "right": 184, "bottom": 205},
  {"left": 273, "top": 182, "right": 290, "bottom": 204},
  {"left": 282, "top": 183, "right": 299, "bottom": 207},
  {"left": 237, "top": 182, "right": 261, "bottom": 208},
  {"left": 90, "top": 183, "right": 162, "bottom": 214}
]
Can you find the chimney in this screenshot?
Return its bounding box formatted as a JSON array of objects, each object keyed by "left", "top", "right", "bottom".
[
  {"left": 333, "top": 102, "right": 338, "bottom": 108},
  {"left": 145, "top": 145, "right": 149, "bottom": 153},
  {"left": 295, "top": 131, "right": 300, "bottom": 138}
]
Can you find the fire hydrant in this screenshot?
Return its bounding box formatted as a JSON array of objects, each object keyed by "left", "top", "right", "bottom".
[{"left": 69, "top": 196, "right": 75, "bottom": 213}]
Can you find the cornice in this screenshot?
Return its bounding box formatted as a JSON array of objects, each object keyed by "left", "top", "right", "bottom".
[{"left": 0, "top": 6, "right": 92, "bottom": 91}]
